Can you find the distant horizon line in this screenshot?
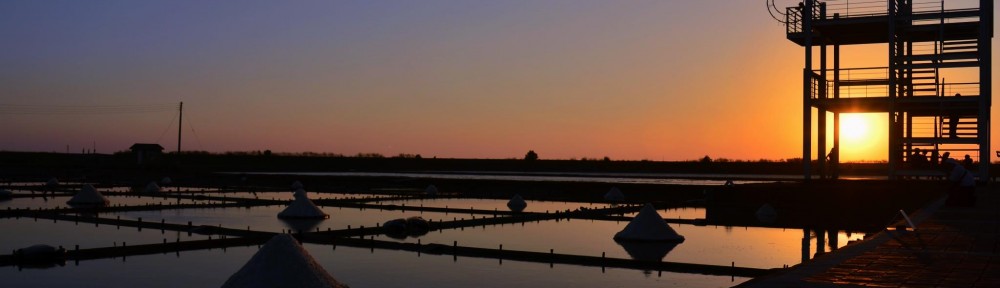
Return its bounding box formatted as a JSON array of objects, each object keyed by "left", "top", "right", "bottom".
[{"left": 0, "top": 149, "right": 893, "bottom": 164}]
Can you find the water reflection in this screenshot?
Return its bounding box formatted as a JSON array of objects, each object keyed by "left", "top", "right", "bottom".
[
  {"left": 279, "top": 218, "right": 324, "bottom": 233},
  {"left": 615, "top": 241, "right": 680, "bottom": 262},
  {"left": 800, "top": 228, "right": 853, "bottom": 262}
]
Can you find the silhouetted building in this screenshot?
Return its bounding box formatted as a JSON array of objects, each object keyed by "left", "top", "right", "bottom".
[
  {"left": 781, "top": 0, "right": 992, "bottom": 181},
  {"left": 130, "top": 143, "right": 164, "bottom": 165}
]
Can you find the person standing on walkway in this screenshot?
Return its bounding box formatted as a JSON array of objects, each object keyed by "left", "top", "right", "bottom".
[
  {"left": 963, "top": 154, "right": 974, "bottom": 170},
  {"left": 949, "top": 93, "right": 961, "bottom": 138},
  {"left": 944, "top": 157, "right": 976, "bottom": 207}
]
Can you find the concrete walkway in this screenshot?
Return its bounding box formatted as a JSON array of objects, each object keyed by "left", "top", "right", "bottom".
[{"left": 740, "top": 184, "right": 1000, "bottom": 287}]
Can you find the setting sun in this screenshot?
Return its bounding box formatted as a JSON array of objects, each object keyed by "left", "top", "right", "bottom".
[
  {"left": 841, "top": 114, "right": 870, "bottom": 141},
  {"left": 834, "top": 113, "right": 887, "bottom": 162}
]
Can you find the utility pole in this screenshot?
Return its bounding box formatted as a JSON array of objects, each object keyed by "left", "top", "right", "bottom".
[{"left": 177, "top": 101, "right": 183, "bottom": 154}]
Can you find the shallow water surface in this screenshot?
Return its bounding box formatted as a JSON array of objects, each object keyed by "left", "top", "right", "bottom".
[
  {"left": 0, "top": 183, "right": 871, "bottom": 287},
  {"left": 379, "top": 218, "right": 864, "bottom": 269},
  {"left": 376, "top": 198, "right": 607, "bottom": 213},
  {"left": 108, "top": 205, "right": 461, "bottom": 233},
  {"left": 0, "top": 243, "right": 747, "bottom": 288},
  {"left": 0, "top": 218, "right": 205, "bottom": 253}
]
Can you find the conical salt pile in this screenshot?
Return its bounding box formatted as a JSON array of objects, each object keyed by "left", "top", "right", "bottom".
[
  {"left": 604, "top": 187, "right": 625, "bottom": 202},
  {"left": 755, "top": 203, "right": 777, "bottom": 224},
  {"left": 46, "top": 177, "right": 59, "bottom": 188},
  {"left": 507, "top": 194, "right": 527, "bottom": 212},
  {"left": 294, "top": 189, "right": 309, "bottom": 199},
  {"left": 425, "top": 185, "right": 438, "bottom": 197},
  {"left": 161, "top": 177, "right": 172, "bottom": 186},
  {"left": 221, "top": 234, "right": 347, "bottom": 288},
  {"left": 291, "top": 181, "right": 304, "bottom": 191},
  {"left": 1, "top": 189, "right": 13, "bottom": 200},
  {"left": 614, "top": 203, "right": 684, "bottom": 242},
  {"left": 67, "top": 184, "right": 109, "bottom": 207},
  {"left": 144, "top": 181, "right": 160, "bottom": 194},
  {"left": 278, "top": 189, "right": 328, "bottom": 219}
]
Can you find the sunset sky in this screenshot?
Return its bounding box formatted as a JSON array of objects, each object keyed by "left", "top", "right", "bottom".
[{"left": 1, "top": 1, "right": 996, "bottom": 162}]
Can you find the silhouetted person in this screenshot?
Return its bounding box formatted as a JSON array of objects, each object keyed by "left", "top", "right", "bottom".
[
  {"left": 910, "top": 148, "right": 927, "bottom": 168},
  {"left": 913, "top": 148, "right": 927, "bottom": 168},
  {"left": 949, "top": 93, "right": 961, "bottom": 138},
  {"left": 939, "top": 151, "right": 952, "bottom": 178},
  {"left": 822, "top": 147, "right": 839, "bottom": 179},
  {"left": 944, "top": 157, "right": 976, "bottom": 207},
  {"left": 963, "top": 154, "right": 974, "bottom": 170},
  {"left": 930, "top": 150, "right": 940, "bottom": 167}
]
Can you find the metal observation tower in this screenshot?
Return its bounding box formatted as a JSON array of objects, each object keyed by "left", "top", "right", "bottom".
[{"left": 773, "top": 0, "right": 993, "bottom": 181}]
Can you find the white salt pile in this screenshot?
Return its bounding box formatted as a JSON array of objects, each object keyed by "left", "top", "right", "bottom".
[
  {"left": 67, "top": 184, "right": 109, "bottom": 207},
  {"left": 613, "top": 203, "right": 684, "bottom": 242},
  {"left": 278, "top": 189, "right": 329, "bottom": 219},
  {"left": 425, "top": 185, "right": 438, "bottom": 197},
  {"left": 144, "top": 181, "right": 160, "bottom": 194},
  {"left": 221, "top": 234, "right": 347, "bottom": 288}
]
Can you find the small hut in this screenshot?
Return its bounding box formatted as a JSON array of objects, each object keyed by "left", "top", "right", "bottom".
[{"left": 129, "top": 143, "right": 164, "bottom": 165}]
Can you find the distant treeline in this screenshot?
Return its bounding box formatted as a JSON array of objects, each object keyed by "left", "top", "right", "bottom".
[{"left": 0, "top": 150, "right": 916, "bottom": 180}]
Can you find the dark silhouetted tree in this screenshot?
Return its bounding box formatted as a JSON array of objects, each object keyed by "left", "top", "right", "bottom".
[
  {"left": 524, "top": 150, "right": 538, "bottom": 161},
  {"left": 700, "top": 155, "right": 712, "bottom": 163}
]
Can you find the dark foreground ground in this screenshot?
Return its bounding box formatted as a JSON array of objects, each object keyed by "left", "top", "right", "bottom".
[{"left": 740, "top": 183, "right": 1000, "bottom": 287}]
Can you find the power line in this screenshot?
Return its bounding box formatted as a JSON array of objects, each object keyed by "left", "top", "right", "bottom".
[
  {"left": 188, "top": 116, "right": 205, "bottom": 152},
  {"left": 0, "top": 103, "right": 178, "bottom": 115},
  {"left": 155, "top": 111, "right": 179, "bottom": 145}
]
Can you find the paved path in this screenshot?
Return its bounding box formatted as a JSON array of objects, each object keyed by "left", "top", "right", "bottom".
[{"left": 740, "top": 184, "right": 1000, "bottom": 287}]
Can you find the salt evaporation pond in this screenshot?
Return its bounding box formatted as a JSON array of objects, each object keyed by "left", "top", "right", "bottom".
[
  {"left": 624, "top": 207, "right": 706, "bottom": 219},
  {"left": 246, "top": 171, "right": 782, "bottom": 185},
  {"left": 0, "top": 218, "right": 206, "bottom": 253},
  {"left": 0, "top": 181, "right": 871, "bottom": 286},
  {"left": 0, "top": 243, "right": 745, "bottom": 288},
  {"left": 191, "top": 191, "right": 398, "bottom": 201},
  {"left": 0, "top": 196, "right": 219, "bottom": 210},
  {"left": 375, "top": 198, "right": 608, "bottom": 213},
  {"left": 108, "top": 206, "right": 462, "bottom": 233},
  {"left": 378, "top": 218, "right": 865, "bottom": 269},
  {"left": 1, "top": 196, "right": 72, "bottom": 210}
]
